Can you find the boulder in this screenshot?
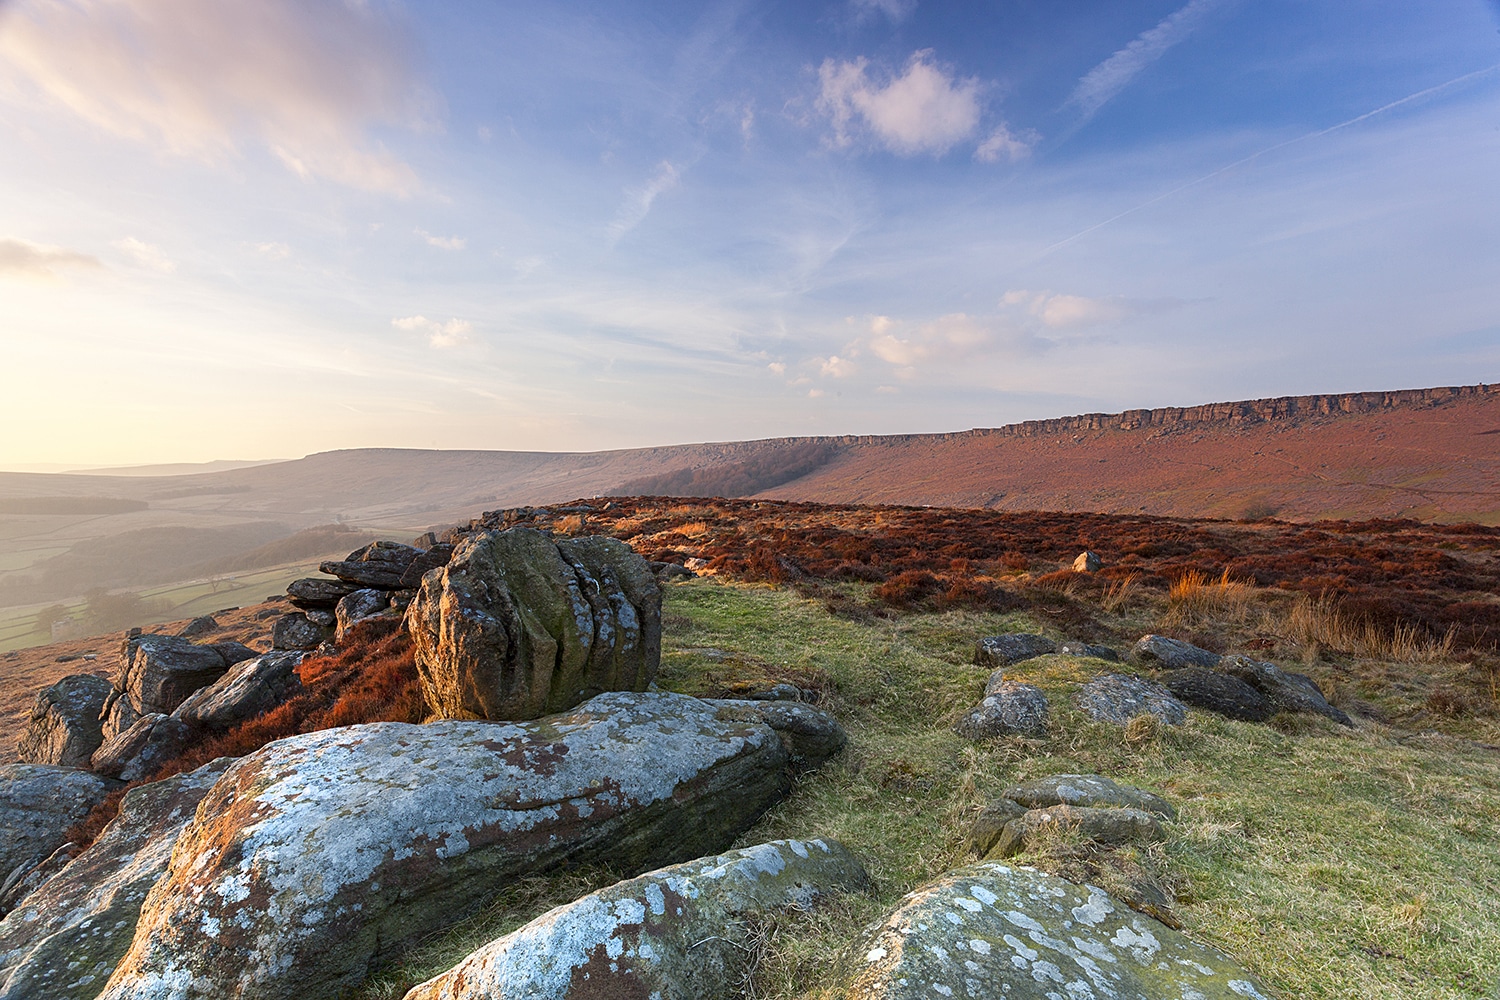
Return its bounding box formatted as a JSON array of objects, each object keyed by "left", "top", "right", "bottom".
[
  {"left": 16, "top": 674, "right": 113, "bottom": 767},
  {"left": 174, "top": 616, "right": 217, "bottom": 638},
  {"left": 1161, "top": 667, "right": 1273, "bottom": 722},
  {"left": 1132, "top": 635, "right": 1222, "bottom": 670},
  {"left": 404, "top": 839, "right": 869, "bottom": 1000},
  {"left": 97, "top": 691, "right": 798, "bottom": 1000},
  {"left": 0, "top": 759, "right": 234, "bottom": 1000},
  {"left": 397, "top": 543, "right": 455, "bottom": 588},
  {"left": 1073, "top": 550, "right": 1102, "bottom": 573},
  {"left": 271, "top": 612, "right": 328, "bottom": 651},
  {"left": 90, "top": 715, "right": 190, "bottom": 783},
  {"left": 320, "top": 540, "right": 425, "bottom": 589},
  {"left": 98, "top": 690, "right": 141, "bottom": 744},
  {"left": 955, "top": 680, "right": 1049, "bottom": 739},
  {"left": 988, "top": 804, "right": 1166, "bottom": 858},
  {"left": 1000, "top": 773, "right": 1176, "bottom": 819},
  {"left": 335, "top": 588, "right": 390, "bottom": 642},
  {"left": 1075, "top": 674, "right": 1187, "bottom": 726},
  {"left": 91, "top": 714, "right": 165, "bottom": 777},
  {"left": 118, "top": 634, "right": 237, "bottom": 716},
  {"left": 172, "top": 651, "right": 305, "bottom": 731},
  {"left": 974, "top": 633, "right": 1056, "bottom": 667},
  {"left": 846, "top": 862, "right": 1273, "bottom": 999},
  {"left": 286, "top": 577, "right": 360, "bottom": 609},
  {"left": 1216, "top": 655, "right": 1354, "bottom": 727},
  {"left": 966, "top": 798, "right": 1027, "bottom": 856},
  {"left": 0, "top": 842, "right": 80, "bottom": 917},
  {"left": 0, "top": 765, "right": 116, "bottom": 894},
  {"left": 209, "top": 641, "right": 259, "bottom": 666},
  {"left": 406, "top": 528, "right": 662, "bottom": 721},
  {"left": 705, "top": 699, "right": 847, "bottom": 769},
  {"left": 746, "top": 682, "right": 801, "bottom": 701},
  {"left": 1057, "top": 641, "right": 1121, "bottom": 662}
]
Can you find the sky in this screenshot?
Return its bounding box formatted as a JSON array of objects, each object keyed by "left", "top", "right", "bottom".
[{"left": 1, "top": 0, "right": 1498, "bottom": 468}]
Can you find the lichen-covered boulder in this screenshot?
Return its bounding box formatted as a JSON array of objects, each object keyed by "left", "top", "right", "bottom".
[
  {"left": 271, "top": 612, "right": 327, "bottom": 651},
  {"left": 1075, "top": 674, "right": 1187, "bottom": 725},
  {"left": 1216, "top": 655, "right": 1354, "bottom": 727},
  {"left": 406, "top": 527, "right": 662, "bottom": 721},
  {"left": 1132, "top": 634, "right": 1222, "bottom": 670},
  {"left": 97, "top": 691, "right": 796, "bottom": 1000},
  {"left": 335, "top": 589, "right": 390, "bottom": 642},
  {"left": 89, "top": 715, "right": 190, "bottom": 783},
  {"left": 16, "top": 674, "right": 113, "bottom": 767},
  {"left": 0, "top": 765, "right": 116, "bottom": 892},
  {"left": 847, "top": 863, "right": 1273, "bottom": 999},
  {"left": 320, "top": 540, "right": 425, "bottom": 589},
  {"left": 172, "top": 651, "right": 305, "bottom": 730},
  {"left": 975, "top": 633, "right": 1056, "bottom": 667},
  {"left": 286, "top": 577, "right": 360, "bottom": 609},
  {"left": 704, "top": 698, "right": 846, "bottom": 769},
  {"left": 955, "top": 680, "right": 1050, "bottom": 739},
  {"left": 404, "top": 838, "right": 869, "bottom": 1000},
  {"left": 989, "top": 804, "right": 1166, "bottom": 858},
  {"left": 98, "top": 690, "right": 141, "bottom": 743},
  {"left": 1001, "top": 773, "right": 1177, "bottom": 819},
  {"left": 117, "top": 635, "right": 246, "bottom": 716},
  {"left": 1161, "top": 667, "right": 1273, "bottom": 722},
  {"left": 0, "top": 759, "right": 233, "bottom": 1000}
]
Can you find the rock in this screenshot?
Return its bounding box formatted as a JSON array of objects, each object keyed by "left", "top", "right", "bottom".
[
  {"left": 320, "top": 540, "right": 426, "bottom": 589},
  {"left": 90, "top": 715, "right": 190, "bottom": 783},
  {"left": 650, "top": 559, "right": 696, "bottom": 582},
  {"left": 974, "top": 633, "right": 1056, "bottom": 667},
  {"left": 1216, "top": 655, "right": 1354, "bottom": 727},
  {"left": 0, "top": 765, "right": 116, "bottom": 894},
  {"left": 16, "top": 674, "right": 113, "bottom": 767},
  {"left": 91, "top": 714, "right": 165, "bottom": 778},
  {"left": 0, "top": 759, "right": 234, "bottom": 1000},
  {"left": 271, "top": 612, "right": 328, "bottom": 651},
  {"left": 174, "top": 616, "right": 217, "bottom": 638},
  {"left": 98, "top": 690, "right": 140, "bottom": 743},
  {"left": 746, "top": 682, "right": 801, "bottom": 701},
  {"left": 171, "top": 651, "right": 305, "bottom": 731},
  {"left": 335, "top": 588, "right": 390, "bottom": 642},
  {"left": 1132, "top": 634, "right": 1222, "bottom": 670},
  {"left": 846, "top": 862, "right": 1273, "bottom": 999},
  {"left": 397, "top": 543, "right": 455, "bottom": 588},
  {"left": 1057, "top": 641, "right": 1121, "bottom": 662},
  {"left": 705, "top": 699, "right": 847, "bottom": 769},
  {"left": 0, "top": 840, "right": 79, "bottom": 917},
  {"left": 305, "top": 609, "right": 336, "bottom": 628},
  {"left": 955, "top": 680, "right": 1050, "bottom": 739},
  {"left": 404, "top": 839, "right": 869, "bottom": 1000},
  {"left": 118, "top": 634, "right": 236, "bottom": 716},
  {"left": 989, "top": 804, "right": 1167, "bottom": 858},
  {"left": 1073, "top": 550, "right": 1102, "bottom": 573},
  {"left": 96, "top": 691, "right": 798, "bottom": 1000},
  {"left": 1075, "top": 674, "right": 1187, "bottom": 725},
  {"left": 1000, "top": 773, "right": 1177, "bottom": 819},
  {"left": 966, "top": 798, "right": 1027, "bottom": 856},
  {"left": 1161, "top": 667, "right": 1273, "bottom": 722},
  {"left": 286, "top": 577, "right": 360, "bottom": 609},
  {"left": 209, "top": 641, "right": 258, "bottom": 666},
  {"left": 407, "top": 528, "right": 662, "bottom": 721}
]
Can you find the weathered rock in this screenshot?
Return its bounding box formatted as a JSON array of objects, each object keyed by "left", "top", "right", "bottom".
[
  {"left": 320, "top": 540, "right": 425, "bottom": 589},
  {"left": 847, "top": 862, "right": 1273, "bottom": 999},
  {"left": 0, "top": 765, "right": 116, "bottom": 893},
  {"left": 174, "top": 616, "right": 217, "bottom": 638},
  {"left": 98, "top": 690, "right": 141, "bottom": 743},
  {"left": 397, "top": 543, "right": 455, "bottom": 588},
  {"left": 0, "top": 759, "right": 234, "bottom": 1000},
  {"left": 1161, "top": 667, "right": 1274, "bottom": 722},
  {"left": 1075, "top": 673, "right": 1187, "bottom": 725},
  {"left": 16, "top": 674, "right": 113, "bottom": 767},
  {"left": 271, "top": 612, "right": 328, "bottom": 651},
  {"left": 91, "top": 715, "right": 190, "bottom": 783},
  {"left": 705, "top": 698, "right": 846, "bottom": 769},
  {"left": 97, "top": 691, "right": 797, "bottom": 1000},
  {"left": 974, "top": 633, "right": 1056, "bottom": 667},
  {"left": 404, "top": 839, "right": 869, "bottom": 1000},
  {"left": 0, "top": 841, "right": 79, "bottom": 917},
  {"left": 746, "top": 682, "right": 801, "bottom": 701},
  {"left": 91, "top": 714, "right": 165, "bottom": 778},
  {"left": 286, "top": 577, "right": 360, "bottom": 609},
  {"left": 966, "top": 798, "right": 1027, "bottom": 856},
  {"left": 1073, "top": 550, "right": 1102, "bottom": 573},
  {"left": 305, "top": 609, "right": 336, "bottom": 627},
  {"left": 1001, "top": 773, "right": 1177, "bottom": 819},
  {"left": 1133, "top": 634, "right": 1222, "bottom": 670},
  {"left": 955, "top": 681, "right": 1050, "bottom": 739},
  {"left": 209, "top": 641, "right": 258, "bottom": 666},
  {"left": 650, "top": 560, "right": 696, "bottom": 583},
  {"left": 118, "top": 635, "right": 235, "bottom": 716},
  {"left": 172, "top": 651, "right": 305, "bottom": 731},
  {"left": 1057, "top": 641, "right": 1122, "bottom": 662},
  {"left": 335, "top": 588, "right": 390, "bottom": 642},
  {"left": 407, "top": 528, "right": 662, "bottom": 721},
  {"left": 989, "top": 805, "right": 1167, "bottom": 858},
  {"left": 1216, "top": 655, "right": 1354, "bottom": 727}
]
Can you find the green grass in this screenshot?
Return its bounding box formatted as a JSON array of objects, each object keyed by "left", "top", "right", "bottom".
[{"left": 358, "top": 577, "right": 1500, "bottom": 999}]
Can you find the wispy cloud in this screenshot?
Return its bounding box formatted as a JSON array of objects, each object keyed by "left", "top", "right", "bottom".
[
  {"left": 0, "top": 238, "right": 102, "bottom": 280},
  {"left": 416, "top": 229, "right": 467, "bottom": 250},
  {"left": 974, "top": 124, "right": 1037, "bottom": 164},
  {"left": 393, "top": 315, "right": 473, "bottom": 348},
  {"left": 252, "top": 242, "right": 291, "bottom": 260},
  {"left": 114, "top": 237, "right": 175, "bottom": 273},
  {"left": 850, "top": 0, "right": 916, "bottom": 25},
  {"left": 608, "top": 161, "right": 680, "bottom": 243},
  {"left": 0, "top": 0, "right": 433, "bottom": 194},
  {"left": 1067, "top": 0, "right": 1227, "bottom": 122},
  {"left": 865, "top": 313, "right": 1038, "bottom": 369},
  {"left": 818, "top": 51, "right": 982, "bottom": 156}
]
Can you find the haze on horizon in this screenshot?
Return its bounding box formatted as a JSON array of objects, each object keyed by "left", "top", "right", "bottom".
[{"left": 1, "top": 0, "right": 1497, "bottom": 471}]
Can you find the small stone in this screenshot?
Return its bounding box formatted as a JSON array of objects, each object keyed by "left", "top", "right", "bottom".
[
  {"left": 1073, "top": 550, "right": 1102, "bottom": 572},
  {"left": 974, "top": 633, "right": 1056, "bottom": 667},
  {"left": 955, "top": 681, "right": 1050, "bottom": 739},
  {"left": 1056, "top": 641, "right": 1122, "bottom": 661},
  {"left": 989, "top": 804, "right": 1166, "bottom": 858},
  {"left": 1075, "top": 673, "right": 1187, "bottom": 726},
  {"left": 1001, "top": 773, "right": 1176, "bottom": 819}
]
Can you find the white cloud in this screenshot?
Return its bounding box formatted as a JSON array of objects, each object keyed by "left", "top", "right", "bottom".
[
  {"left": 851, "top": 0, "right": 916, "bottom": 24},
  {"left": 608, "top": 161, "right": 680, "bottom": 243},
  {"left": 0, "top": 0, "right": 433, "bottom": 194},
  {"left": 867, "top": 313, "right": 999, "bottom": 366},
  {"left": 252, "top": 242, "right": 291, "bottom": 260},
  {"left": 0, "top": 238, "right": 101, "bottom": 279},
  {"left": 1067, "top": 0, "right": 1227, "bottom": 121},
  {"left": 114, "top": 237, "right": 175, "bottom": 273},
  {"left": 392, "top": 315, "right": 473, "bottom": 348},
  {"left": 767, "top": 361, "right": 786, "bottom": 375},
  {"left": 1001, "top": 289, "right": 1167, "bottom": 329},
  {"left": 975, "top": 124, "right": 1037, "bottom": 164},
  {"left": 820, "top": 355, "right": 856, "bottom": 378},
  {"left": 817, "top": 50, "right": 984, "bottom": 156},
  {"left": 416, "top": 229, "right": 466, "bottom": 251}
]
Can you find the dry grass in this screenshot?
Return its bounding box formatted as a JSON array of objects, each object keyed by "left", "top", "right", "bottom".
[
  {"left": 1165, "top": 569, "right": 1257, "bottom": 625},
  {"left": 1284, "top": 594, "right": 1458, "bottom": 663},
  {"left": 1102, "top": 571, "right": 1140, "bottom": 613}
]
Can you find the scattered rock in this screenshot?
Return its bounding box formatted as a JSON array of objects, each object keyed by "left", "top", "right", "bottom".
[
  {"left": 1216, "top": 655, "right": 1354, "bottom": 727},
  {"left": 271, "top": 612, "right": 328, "bottom": 651},
  {"left": 397, "top": 543, "right": 455, "bottom": 588},
  {"left": 174, "top": 616, "right": 218, "bottom": 638},
  {"left": 974, "top": 633, "right": 1056, "bottom": 667},
  {"left": 16, "top": 674, "right": 113, "bottom": 768},
  {"left": 989, "top": 804, "right": 1166, "bottom": 858},
  {"left": 1161, "top": 667, "right": 1273, "bottom": 722},
  {"left": 1073, "top": 550, "right": 1103, "bottom": 573},
  {"left": 96, "top": 691, "right": 799, "bottom": 1000},
  {"left": 0, "top": 765, "right": 116, "bottom": 895},
  {"left": 407, "top": 528, "right": 662, "bottom": 721},
  {"left": 0, "top": 759, "right": 234, "bottom": 1000},
  {"left": 746, "top": 682, "right": 801, "bottom": 701},
  {"left": 335, "top": 588, "right": 390, "bottom": 642},
  {"left": 118, "top": 634, "right": 241, "bottom": 716},
  {"left": 404, "top": 839, "right": 869, "bottom": 1000},
  {"left": 1057, "top": 641, "right": 1121, "bottom": 662},
  {"left": 1001, "top": 774, "right": 1177, "bottom": 819},
  {"left": 172, "top": 651, "right": 306, "bottom": 731},
  {"left": 1132, "top": 634, "right": 1222, "bottom": 670},
  {"left": 320, "top": 540, "right": 426, "bottom": 590},
  {"left": 966, "top": 798, "right": 1027, "bottom": 855},
  {"left": 650, "top": 559, "right": 696, "bottom": 583},
  {"left": 955, "top": 680, "right": 1050, "bottom": 739},
  {"left": 286, "top": 577, "right": 360, "bottom": 609},
  {"left": 706, "top": 699, "right": 847, "bottom": 769},
  {"left": 846, "top": 862, "right": 1273, "bottom": 999},
  {"left": 1075, "top": 674, "right": 1187, "bottom": 726},
  {"left": 90, "top": 715, "right": 190, "bottom": 783}
]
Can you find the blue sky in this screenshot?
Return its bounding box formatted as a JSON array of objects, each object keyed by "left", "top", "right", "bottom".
[{"left": 1, "top": 0, "right": 1497, "bottom": 467}]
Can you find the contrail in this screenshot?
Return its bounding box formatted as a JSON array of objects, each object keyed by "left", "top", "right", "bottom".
[{"left": 1039, "top": 63, "right": 1500, "bottom": 257}]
